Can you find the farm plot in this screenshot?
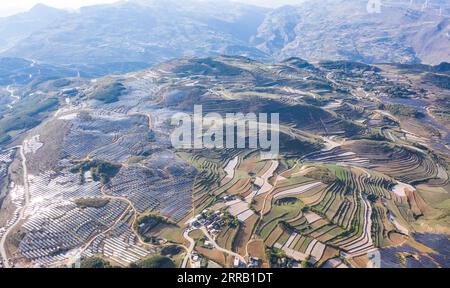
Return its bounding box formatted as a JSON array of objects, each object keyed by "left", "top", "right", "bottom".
[
  {"left": 224, "top": 156, "right": 239, "bottom": 180},
  {"left": 305, "top": 147, "right": 371, "bottom": 168},
  {"left": 259, "top": 200, "right": 303, "bottom": 241},
  {"left": 258, "top": 163, "right": 413, "bottom": 264},
  {"left": 273, "top": 182, "right": 323, "bottom": 200},
  {"left": 184, "top": 150, "right": 256, "bottom": 213},
  {"left": 251, "top": 160, "right": 279, "bottom": 197},
  {"left": 216, "top": 226, "right": 239, "bottom": 253},
  {"left": 344, "top": 141, "right": 442, "bottom": 184},
  {"left": 256, "top": 173, "right": 317, "bottom": 215},
  {"left": 268, "top": 226, "right": 332, "bottom": 265},
  {"left": 225, "top": 199, "right": 255, "bottom": 222},
  {"left": 233, "top": 214, "right": 259, "bottom": 255}
]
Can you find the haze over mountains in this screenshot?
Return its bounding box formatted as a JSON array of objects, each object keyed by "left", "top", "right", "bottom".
[
  {"left": 253, "top": 0, "right": 450, "bottom": 65},
  {"left": 0, "top": 0, "right": 448, "bottom": 76}
]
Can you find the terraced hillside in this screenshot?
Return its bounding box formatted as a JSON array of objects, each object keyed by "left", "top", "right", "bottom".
[{"left": 0, "top": 56, "right": 448, "bottom": 268}]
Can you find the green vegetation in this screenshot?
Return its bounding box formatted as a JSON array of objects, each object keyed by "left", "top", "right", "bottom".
[
  {"left": 341, "top": 120, "right": 365, "bottom": 138},
  {"left": 174, "top": 58, "right": 243, "bottom": 76},
  {"left": 378, "top": 103, "right": 424, "bottom": 118},
  {"left": 282, "top": 57, "right": 314, "bottom": 69},
  {"left": 432, "top": 109, "right": 450, "bottom": 122},
  {"left": 304, "top": 166, "right": 337, "bottom": 184},
  {"left": 303, "top": 96, "right": 330, "bottom": 107},
  {"left": 381, "top": 85, "right": 417, "bottom": 99},
  {"left": 423, "top": 73, "right": 450, "bottom": 90},
  {"left": 80, "top": 256, "right": 112, "bottom": 268},
  {"left": 301, "top": 256, "right": 314, "bottom": 268},
  {"left": 12, "top": 97, "right": 59, "bottom": 118},
  {"left": 357, "top": 130, "right": 388, "bottom": 141},
  {"left": 275, "top": 197, "right": 299, "bottom": 206},
  {"left": 91, "top": 82, "right": 126, "bottom": 103},
  {"left": 265, "top": 247, "right": 296, "bottom": 268},
  {"left": 319, "top": 60, "right": 380, "bottom": 72},
  {"left": 259, "top": 200, "right": 303, "bottom": 240},
  {"left": 74, "top": 198, "right": 110, "bottom": 209},
  {"left": 52, "top": 78, "right": 72, "bottom": 88},
  {"left": 70, "top": 160, "right": 121, "bottom": 184},
  {"left": 63, "top": 88, "right": 79, "bottom": 96},
  {"left": 134, "top": 212, "right": 176, "bottom": 243},
  {"left": 160, "top": 245, "right": 183, "bottom": 257},
  {"left": 134, "top": 213, "right": 175, "bottom": 231},
  {"left": 0, "top": 134, "right": 12, "bottom": 145},
  {"left": 129, "top": 255, "right": 175, "bottom": 268},
  {"left": 222, "top": 212, "right": 239, "bottom": 228},
  {"left": 0, "top": 115, "right": 39, "bottom": 134},
  {"left": 0, "top": 96, "right": 59, "bottom": 142}
]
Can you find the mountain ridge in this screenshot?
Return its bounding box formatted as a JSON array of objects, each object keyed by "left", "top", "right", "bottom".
[{"left": 0, "top": 0, "right": 448, "bottom": 68}]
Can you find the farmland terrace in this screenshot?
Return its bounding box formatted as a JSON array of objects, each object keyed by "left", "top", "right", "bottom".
[{"left": 0, "top": 56, "right": 448, "bottom": 268}]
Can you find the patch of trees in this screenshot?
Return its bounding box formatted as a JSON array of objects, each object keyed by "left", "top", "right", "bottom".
[
  {"left": 319, "top": 60, "right": 380, "bottom": 73},
  {"left": 134, "top": 212, "right": 175, "bottom": 243},
  {"left": 342, "top": 120, "right": 365, "bottom": 138},
  {"left": 161, "top": 245, "right": 183, "bottom": 257},
  {"left": 74, "top": 198, "right": 110, "bottom": 209},
  {"left": 13, "top": 97, "right": 59, "bottom": 117},
  {"left": 174, "top": 58, "right": 244, "bottom": 77},
  {"left": 381, "top": 85, "right": 417, "bottom": 99},
  {"left": 129, "top": 255, "right": 175, "bottom": 268},
  {"left": 304, "top": 166, "right": 336, "bottom": 184},
  {"left": 0, "top": 134, "right": 11, "bottom": 145},
  {"left": 62, "top": 88, "right": 79, "bottom": 96},
  {"left": 423, "top": 73, "right": 450, "bottom": 90},
  {"left": 0, "top": 115, "right": 39, "bottom": 137},
  {"left": 378, "top": 103, "right": 424, "bottom": 118},
  {"left": 0, "top": 95, "right": 59, "bottom": 144},
  {"left": 279, "top": 132, "right": 322, "bottom": 156},
  {"left": 80, "top": 256, "right": 112, "bottom": 268},
  {"left": 432, "top": 62, "right": 450, "bottom": 73},
  {"left": 282, "top": 57, "right": 315, "bottom": 69},
  {"left": 367, "top": 194, "right": 379, "bottom": 203},
  {"left": 356, "top": 130, "right": 388, "bottom": 142},
  {"left": 302, "top": 96, "right": 330, "bottom": 107},
  {"left": 70, "top": 160, "right": 121, "bottom": 184},
  {"left": 275, "top": 197, "right": 298, "bottom": 206},
  {"left": 91, "top": 82, "right": 126, "bottom": 103},
  {"left": 221, "top": 212, "right": 239, "bottom": 228},
  {"left": 265, "top": 247, "right": 296, "bottom": 268},
  {"left": 52, "top": 78, "right": 72, "bottom": 88}
]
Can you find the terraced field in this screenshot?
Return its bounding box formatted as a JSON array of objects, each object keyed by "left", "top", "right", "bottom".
[{"left": 0, "top": 56, "right": 448, "bottom": 268}]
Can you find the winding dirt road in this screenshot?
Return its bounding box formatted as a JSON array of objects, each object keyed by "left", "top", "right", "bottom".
[
  {"left": 181, "top": 230, "right": 196, "bottom": 268},
  {"left": 0, "top": 145, "right": 30, "bottom": 268},
  {"left": 200, "top": 227, "right": 246, "bottom": 265}
]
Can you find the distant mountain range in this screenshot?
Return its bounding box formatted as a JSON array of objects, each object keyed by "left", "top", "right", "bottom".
[
  {"left": 0, "top": 0, "right": 448, "bottom": 75},
  {"left": 253, "top": 0, "right": 450, "bottom": 65}
]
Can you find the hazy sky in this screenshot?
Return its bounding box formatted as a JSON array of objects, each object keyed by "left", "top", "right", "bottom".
[{"left": 0, "top": 0, "right": 306, "bottom": 17}]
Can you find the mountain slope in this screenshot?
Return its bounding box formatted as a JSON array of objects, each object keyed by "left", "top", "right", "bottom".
[
  {"left": 1, "top": 0, "right": 449, "bottom": 67},
  {"left": 2, "top": 0, "right": 269, "bottom": 66},
  {"left": 0, "top": 56, "right": 448, "bottom": 268},
  {"left": 0, "top": 4, "right": 68, "bottom": 52},
  {"left": 252, "top": 0, "right": 450, "bottom": 64}
]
